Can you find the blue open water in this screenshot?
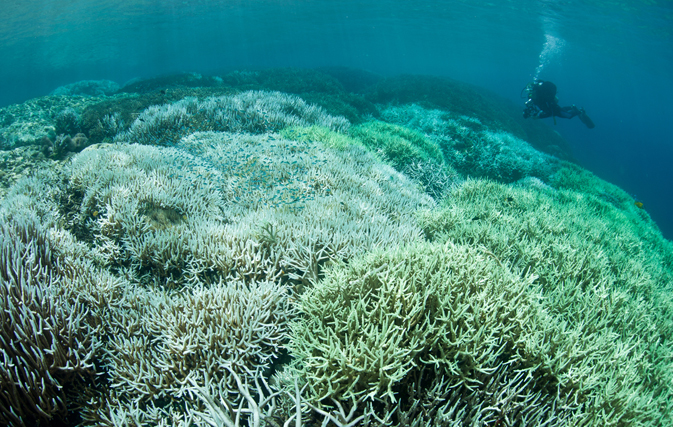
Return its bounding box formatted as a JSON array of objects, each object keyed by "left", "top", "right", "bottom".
[{"left": 1, "top": 0, "right": 672, "bottom": 237}]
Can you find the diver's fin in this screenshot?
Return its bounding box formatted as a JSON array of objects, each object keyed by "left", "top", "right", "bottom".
[{"left": 578, "top": 108, "right": 595, "bottom": 129}]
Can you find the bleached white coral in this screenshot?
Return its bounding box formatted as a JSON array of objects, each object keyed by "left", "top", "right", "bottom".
[
  {"left": 85, "top": 278, "right": 293, "bottom": 424},
  {"left": 0, "top": 216, "right": 98, "bottom": 426},
  {"left": 115, "top": 91, "right": 350, "bottom": 146},
  {"left": 63, "top": 144, "right": 219, "bottom": 282},
  {"left": 62, "top": 130, "right": 431, "bottom": 291},
  {"left": 0, "top": 128, "right": 431, "bottom": 423},
  {"left": 177, "top": 131, "right": 432, "bottom": 286}
]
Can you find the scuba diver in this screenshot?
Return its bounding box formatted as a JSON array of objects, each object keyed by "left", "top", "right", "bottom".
[{"left": 522, "top": 80, "right": 595, "bottom": 128}]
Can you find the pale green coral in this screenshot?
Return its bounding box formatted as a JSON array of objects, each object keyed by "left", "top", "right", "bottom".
[
  {"left": 349, "top": 120, "right": 444, "bottom": 169},
  {"left": 283, "top": 176, "right": 673, "bottom": 425},
  {"left": 281, "top": 124, "right": 363, "bottom": 151},
  {"left": 287, "top": 241, "right": 581, "bottom": 425},
  {"left": 417, "top": 178, "right": 673, "bottom": 425},
  {"left": 551, "top": 161, "right": 652, "bottom": 221},
  {"left": 343, "top": 121, "right": 461, "bottom": 200}
]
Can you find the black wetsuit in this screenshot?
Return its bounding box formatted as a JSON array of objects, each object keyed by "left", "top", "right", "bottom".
[
  {"left": 530, "top": 81, "right": 579, "bottom": 119},
  {"left": 537, "top": 104, "right": 579, "bottom": 119},
  {"left": 523, "top": 80, "right": 595, "bottom": 128}
]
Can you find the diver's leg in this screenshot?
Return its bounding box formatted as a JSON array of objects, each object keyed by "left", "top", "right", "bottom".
[
  {"left": 561, "top": 105, "right": 595, "bottom": 128},
  {"left": 556, "top": 106, "right": 578, "bottom": 119},
  {"left": 576, "top": 107, "right": 595, "bottom": 128}
]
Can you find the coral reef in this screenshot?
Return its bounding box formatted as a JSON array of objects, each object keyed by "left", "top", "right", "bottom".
[
  {"left": 118, "top": 72, "right": 224, "bottom": 94},
  {"left": 381, "top": 103, "right": 559, "bottom": 183},
  {"left": 368, "top": 74, "right": 574, "bottom": 159},
  {"left": 0, "top": 121, "right": 430, "bottom": 423},
  {"left": 217, "top": 68, "right": 380, "bottom": 123},
  {"left": 0, "top": 215, "right": 97, "bottom": 426},
  {"left": 52, "top": 133, "right": 89, "bottom": 159},
  {"left": 417, "top": 178, "right": 673, "bottom": 425},
  {"left": 54, "top": 107, "right": 82, "bottom": 136},
  {"left": 83, "top": 278, "right": 293, "bottom": 424},
  {"left": 62, "top": 130, "right": 429, "bottom": 289},
  {"left": 349, "top": 120, "right": 444, "bottom": 169},
  {"left": 0, "top": 69, "right": 671, "bottom": 426},
  {"left": 348, "top": 120, "right": 462, "bottom": 198},
  {"left": 288, "top": 241, "right": 581, "bottom": 425},
  {"left": 115, "top": 91, "right": 350, "bottom": 146},
  {"left": 50, "top": 80, "right": 121, "bottom": 97},
  {"left": 0, "top": 145, "right": 51, "bottom": 198},
  {"left": 0, "top": 95, "right": 101, "bottom": 150}
]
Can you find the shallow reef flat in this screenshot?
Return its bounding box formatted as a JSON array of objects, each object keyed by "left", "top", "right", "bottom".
[{"left": 1, "top": 68, "right": 671, "bottom": 426}]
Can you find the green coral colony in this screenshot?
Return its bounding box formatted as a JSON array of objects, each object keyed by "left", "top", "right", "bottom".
[{"left": 1, "top": 69, "right": 672, "bottom": 426}]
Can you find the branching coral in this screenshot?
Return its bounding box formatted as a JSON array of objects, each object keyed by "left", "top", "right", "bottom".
[
  {"left": 54, "top": 107, "right": 82, "bottom": 136},
  {"left": 287, "top": 241, "right": 580, "bottom": 425},
  {"left": 417, "top": 178, "right": 673, "bottom": 425},
  {"left": 0, "top": 216, "right": 97, "bottom": 426},
  {"left": 292, "top": 123, "right": 459, "bottom": 200},
  {"left": 115, "top": 90, "right": 350, "bottom": 146},
  {"left": 0, "top": 125, "right": 431, "bottom": 423},
  {"left": 81, "top": 279, "right": 293, "bottom": 425},
  {"left": 1, "top": 79, "right": 671, "bottom": 426},
  {"left": 59, "top": 131, "right": 430, "bottom": 290},
  {"left": 349, "top": 120, "right": 444, "bottom": 171}
]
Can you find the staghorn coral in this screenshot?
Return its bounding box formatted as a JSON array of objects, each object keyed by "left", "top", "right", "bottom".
[
  {"left": 401, "top": 159, "right": 461, "bottom": 201},
  {"left": 0, "top": 215, "right": 97, "bottom": 426},
  {"left": 0, "top": 126, "right": 431, "bottom": 423},
  {"left": 63, "top": 142, "right": 229, "bottom": 285},
  {"left": 115, "top": 90, "right": 350, "bottom": 146},
  {"left": 289, "top": 123, "right": 462, "bottom": 201},
  {"left": 98, "top": 112, "right": 126, "bottom": 139},
  {"left": 1, "top": 77, "right": 672, "bottom": 425},
  {"left": 284, "top": 124, "right": 460, "bottom": 196},
  {"left": 349, "top": 120, "right": 444, "bottom": 170},
  {"left": 59, "top": 132, "right": 430, "bottom": 291},
  {"left": 417, "top": 178, "right": 673, "bottom": 425},
  {"left": 286, "top": 241, "right": 582, "bottom": 425},
  {"left": 80, "top": 278, "right": 293, "bottom": 425}
]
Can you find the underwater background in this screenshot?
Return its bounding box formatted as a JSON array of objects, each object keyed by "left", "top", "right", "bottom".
[
  {"left": 1, "top": 0, "right": 672, "bottom": 238},
  {"left": 2, "top": 1, "right": 673, "bottom": 426}
]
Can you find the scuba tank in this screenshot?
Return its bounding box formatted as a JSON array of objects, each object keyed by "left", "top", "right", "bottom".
[{"left": 522, "top": 80, "right": 558, "bottom": 124}]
